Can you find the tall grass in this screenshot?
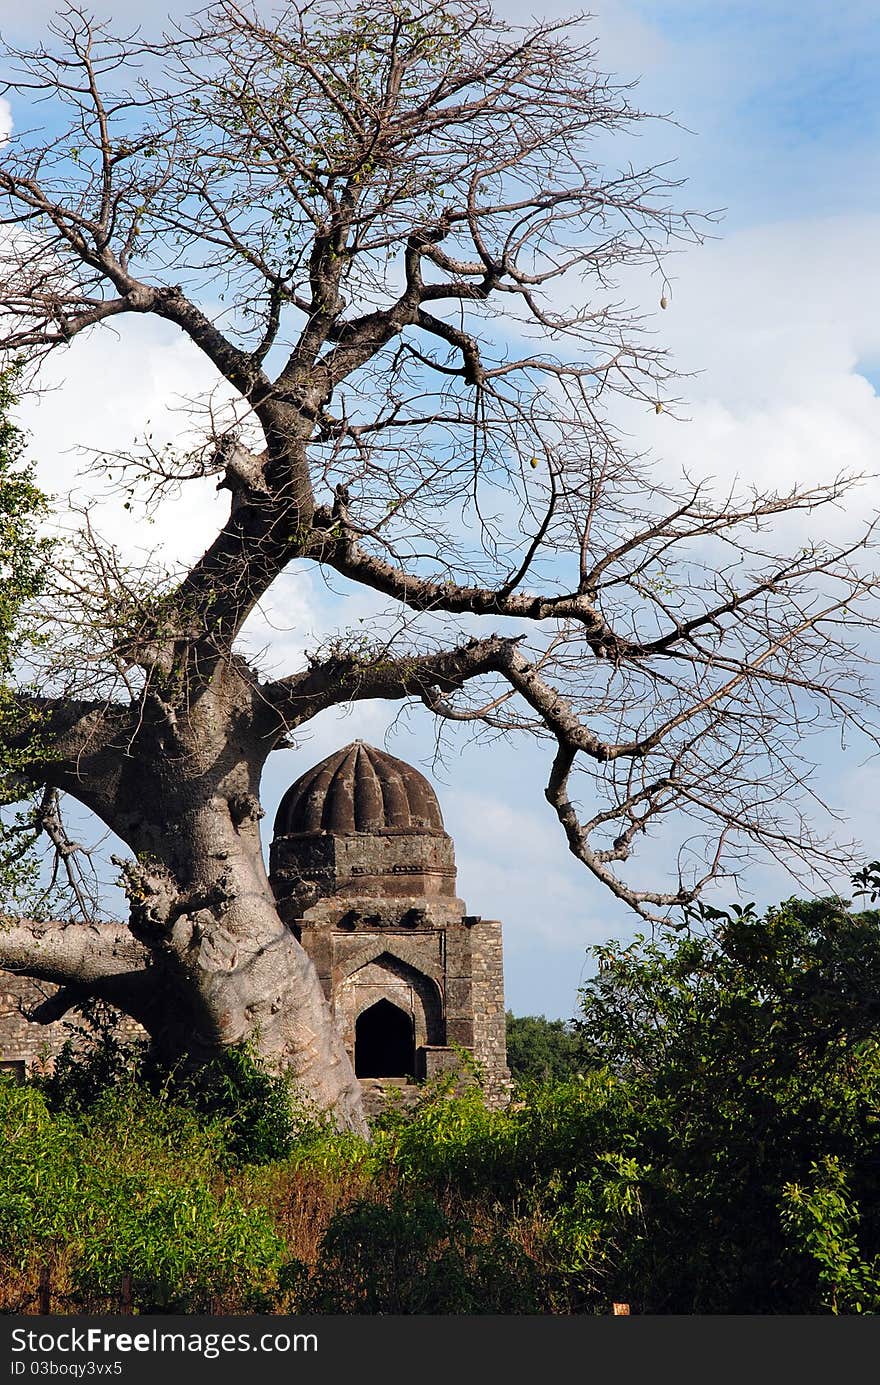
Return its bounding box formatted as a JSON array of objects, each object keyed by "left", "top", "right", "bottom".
[
  {"left": 0, "top": 1068, "right": 632, "bottom": 1315},
  {"left": 6, "top": 1031, "right": 877, "bottom": 1314}
]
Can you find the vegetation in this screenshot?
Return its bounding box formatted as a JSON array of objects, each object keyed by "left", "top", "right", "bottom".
[
  {"left": 0, "top": 364, "right": 54, "bottom": 915},
  {"left": 7, "top": 891, "right": 880, "bottom": 1315},
  {"left": 2, "top": 0, "right": 879, "bottom": 1129},
  {"left": 0, "top": 1078, "right": 288, "bottom": 1313},
  {"left": 505, "top": 1012, "right": 589, "bottom": 1085},
  {"left": 572, "top": 895, "right": 880, "bottom": 1312},
  {"left": 42, "top": 1001, "right": 316, "bottom": 1165}
]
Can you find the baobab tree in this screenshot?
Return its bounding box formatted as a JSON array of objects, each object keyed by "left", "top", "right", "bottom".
[{"left": 0, "top": 0, "right": 877, "bottom": 1130}]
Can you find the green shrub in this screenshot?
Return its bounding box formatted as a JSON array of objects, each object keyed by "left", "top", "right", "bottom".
[
  {"left": 388, "top": 1072, "right": 632, "bottom": 1202},
  {"left": 41, "top": 1002, "right": 319, "bottom": 1168},
  {"left": 570, "top": 897, "right": 880, "bottom": 1312},
  {"left": 0, "top": 1076, "right": 286, "bottom": 1310},
  {"left": 164, "top": 1044, "right": 317, "bottom": 1167},
  {"left": 781, "top": 1157, "right": 880, "bottom": 1315},
  {"left": 0, "top": 1078, "right": 88, "bottom": 1260},
  {"left": 302, "top": 1193, "right": 547, "bottom": 1314},
  {"left": 71, "top": 1176, "right": 284, "bottom": 1313},
  {"left": 506, "top": 1012, "right": 589, "bottom": 1085},
  {"left": 40, "top": 1001, "right": 147, "bottom": 1114}
]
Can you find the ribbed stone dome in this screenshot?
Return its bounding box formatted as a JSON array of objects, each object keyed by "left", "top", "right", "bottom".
[{"left": 274, "top": 742, "right": 446, "bottom": 837}]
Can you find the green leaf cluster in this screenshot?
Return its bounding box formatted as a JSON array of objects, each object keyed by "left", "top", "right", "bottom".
[
  {"left": 0, "top": 366, "right": 49, "bottom": 677},
  {"left": 0, "top": 1076, "right": 285, "bottom": 1311},
  {"left": 0, "top": 365, "right": 55, "bottom": 912},
  {"left": 506, "top": 1011, "right": 590, "bottom": 1085},
  {"left": 308, "top": 895, "right": 880, "bottom": 1312},
  {"left": 11, "top": 892, "right": 880, "bottom": 1313},
  {"left": 569, "top": 896, "right": 880, "bottom": 1311}
]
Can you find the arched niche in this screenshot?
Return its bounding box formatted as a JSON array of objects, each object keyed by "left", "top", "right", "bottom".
[
  {"left": 333, "top": 950, "right": 444, "bottom": 1059},
  {"left": 355, "top": 999, "right": 415, "bottom": 1078}
]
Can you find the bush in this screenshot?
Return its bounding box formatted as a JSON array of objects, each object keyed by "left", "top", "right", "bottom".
[
  {"left": 301, "top": 1193, "right": 549, "bottom": 1313},
  {"left": 571, "top": 897, "right": 880, "bottom": 1312},
  {"left": 12, "top": 890, "right": 880, "bottom": 1314},
  {"left": 40, "top": 1002, "right": 319, "bottom": 1167},
  {"left": 71, "top": 1175, "right": 284, "bottom": 1313},
  {"left": 40, "top": 1001, "right": 147, "bottom": 1114},
  {"left": 164, "top": 1044, "right": 319, "bottom": 1167},
  {"left": 506, "top": 1012, "right": 589, "bottom": 1085},
  {"left": 0, "top": 1076, "right": 287, "bottom": 1311}
]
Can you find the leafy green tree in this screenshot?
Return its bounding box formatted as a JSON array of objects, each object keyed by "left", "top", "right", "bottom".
[
  {"left": 505, "top": 1012, "right": 589, "bottom": 1085},
  {"left": 0, "top": 365, "right": 53, "bottom": 914},
  {"left": 574, "top": 897, "right": 880, "bottom": 1312}
]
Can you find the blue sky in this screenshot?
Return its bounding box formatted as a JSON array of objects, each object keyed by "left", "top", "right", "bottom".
[{"left": 6, "top": 0, "right": 880, "bottom": 1019}]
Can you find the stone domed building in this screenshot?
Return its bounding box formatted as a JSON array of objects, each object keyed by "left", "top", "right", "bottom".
[
  {"left": 270, "top": 742, "right": 510, "bottom": 1108},
  {"left": 0, "top": 742, "right": 510, "bottom": 1108}
]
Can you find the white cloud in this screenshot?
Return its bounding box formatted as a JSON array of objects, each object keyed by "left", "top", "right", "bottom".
[
  {"left": 449, "top": 792, "right": 588, "bottom": 943},
  {"left": 18, "top": 316, "right": 231, "bottom": 569},
  {"left": 607, "top": 216, "right": 880, "bottom": 549},
  {"left": 660, "top": 217, "right": 880, "bottom": 402}
]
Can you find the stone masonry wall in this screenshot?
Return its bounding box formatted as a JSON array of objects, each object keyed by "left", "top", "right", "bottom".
[
  {"left": 0, "top": 975, "right": 145, "bottom": 1073},
  {"left": 0, "top": 976, "right": 70, "bottom": 1071},
  {"left": 469, "top": 919, "right": 511, "bottom": 1104}
]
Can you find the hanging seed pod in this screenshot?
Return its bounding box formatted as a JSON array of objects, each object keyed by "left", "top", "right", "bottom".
[
  {"left": 660, "top": 295, "right": 668, "bottom": 310},
  {"left": 655, "top": 401, "right": 663, "bottom": 414}
]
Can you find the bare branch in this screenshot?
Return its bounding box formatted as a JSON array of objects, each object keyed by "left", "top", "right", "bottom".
[{"left": 0, "top": 915, "right": 148, "bottom": 989}]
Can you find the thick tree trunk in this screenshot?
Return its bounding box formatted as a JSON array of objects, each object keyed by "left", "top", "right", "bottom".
[
  {"left": 1, "top": 880, "right": 367, "bottom": 1134},
  {"left": 3, "top": 755, "right": 367, "bottom": 1135},
  {"left": 143, "top": 911, "right": 367, "bottom": 1133},
  {"left": 136, "top": 917, "right": 367, "bottom": 1135},
  {"left": 1, "top": 903, "right": 367, "bottom": 1133},
  {"left": 7, "top": 668, "right": 370, "bottom": 1131},
  {"left": 117, "top": 796, "right": 368, "bottom": 1134}
]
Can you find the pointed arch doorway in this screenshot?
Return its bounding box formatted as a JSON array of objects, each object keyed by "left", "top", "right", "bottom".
[{"left": 354, "top": 998, "right": 415, "bottom": 1078}]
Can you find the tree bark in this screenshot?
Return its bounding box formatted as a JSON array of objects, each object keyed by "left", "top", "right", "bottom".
[
  {"left": 1, "top": 844, "right": 367, "bottom": 1134},
  {"left": 5, "top": 670, "right": 369, "bottom": 1135}
]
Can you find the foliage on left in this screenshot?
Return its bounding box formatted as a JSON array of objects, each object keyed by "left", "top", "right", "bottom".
[
  {"left": 0, "top": 1074, "right": 288, "bottom": 1312},
  {"left": 0, "top": 363, "right": 53, "bottom": 912}
]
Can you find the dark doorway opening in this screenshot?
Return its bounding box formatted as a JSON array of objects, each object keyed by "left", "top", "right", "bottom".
[{"left": 355, "top": 999, "right": 415, "bottom": 1078}]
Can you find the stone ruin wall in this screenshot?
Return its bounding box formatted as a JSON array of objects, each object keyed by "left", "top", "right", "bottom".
[{"left": 0, "top": 974, "right": 144, "bottom": 1076}]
